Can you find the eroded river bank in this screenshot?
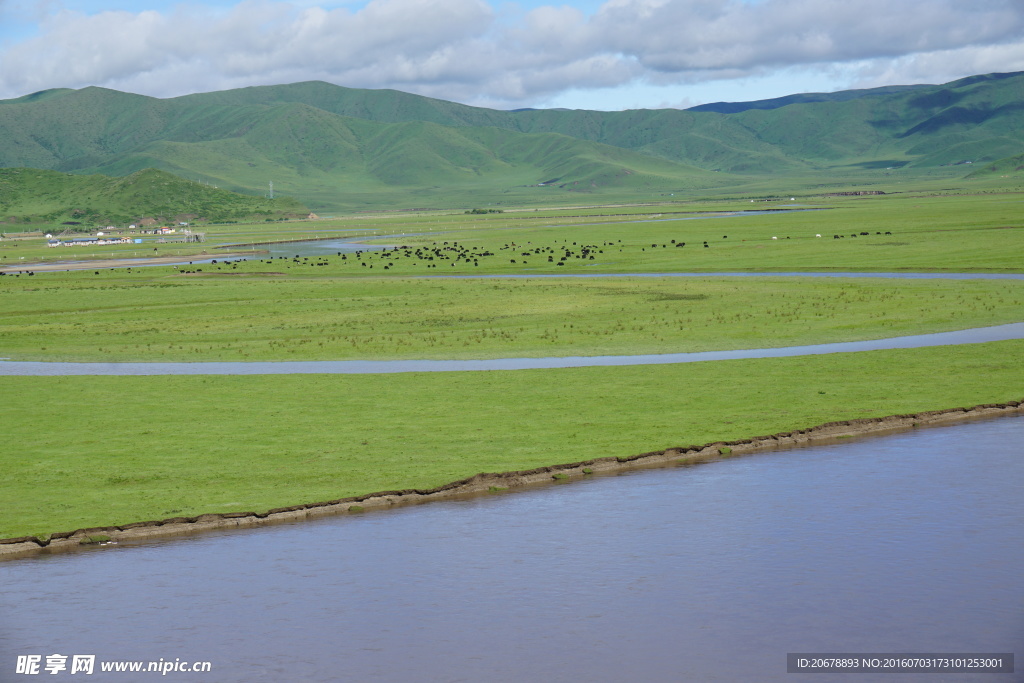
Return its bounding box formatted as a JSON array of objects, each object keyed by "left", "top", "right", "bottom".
[
  {"left": 3, "top": 399, "right": 1020, "bottom": 558},
  {"left": 2, "top": 413, "right": 1020, "bottom": 682}
]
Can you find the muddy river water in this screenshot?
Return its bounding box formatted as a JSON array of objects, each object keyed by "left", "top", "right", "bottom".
[{"left": 2, "top": 416, "right": 1021, "bottom": 681}]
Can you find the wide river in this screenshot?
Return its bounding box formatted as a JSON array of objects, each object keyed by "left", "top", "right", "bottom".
[{"left": 2, "top": 416, "right": 1020, "bottom": 681}]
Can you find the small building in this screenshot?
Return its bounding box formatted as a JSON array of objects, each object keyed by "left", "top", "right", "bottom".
[{"left": 48, "top": 235, "right": 132, "bottom": 247}]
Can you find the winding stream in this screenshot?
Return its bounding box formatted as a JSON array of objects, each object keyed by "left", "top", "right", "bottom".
[
  {"left": 2, "top": 322, "right": 1022, "bottom": 376},
  {"left": 2, "top": 322, "right": 1023, "bottom": 376}
]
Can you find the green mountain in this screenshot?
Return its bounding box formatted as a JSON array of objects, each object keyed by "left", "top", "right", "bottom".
[
  {"left": 0, "top": 167, "right": 306, "bottom": 226},
  {"left": 170, "top": 71, "right": 1023, "bottom": 173},
  {"left": 1, "top": 70, "right": 1022, "bottom": 211},
  {"left": 686, "top": 84, "right": 934, "bottom": 114},
  {"left": 966, "top": 153, "right": 1024, "bottom": 178},
  {"left": 0, "top": 86, "right": 719, "bottom": 210}
]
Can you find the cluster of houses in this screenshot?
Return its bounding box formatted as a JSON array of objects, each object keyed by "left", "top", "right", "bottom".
[
  {"left": 46, "top": 224, "right": 191, "bottom": 247},
  {"left": 46, "top": 234, "right": 136, "bottom": 248}
]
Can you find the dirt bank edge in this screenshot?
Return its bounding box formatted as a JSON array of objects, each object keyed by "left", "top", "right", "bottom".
[{"left": 3, "top": 400, "right": 1021, "bottom": 559}]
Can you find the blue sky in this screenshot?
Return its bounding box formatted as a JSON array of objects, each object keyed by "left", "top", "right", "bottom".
[{"left": 1, "top": 0, "right": 1022, "bottom": 109}]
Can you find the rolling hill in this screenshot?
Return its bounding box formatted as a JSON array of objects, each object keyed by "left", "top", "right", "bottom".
[
  {"left": 0, "top": 70, "right": 1021, "bottom": 210},
  {"left": 0, "top": 167, "right": 306, "bottom": 227},
  {"left": 967, "top": 153, "right": 1024, "bottom": 178}
]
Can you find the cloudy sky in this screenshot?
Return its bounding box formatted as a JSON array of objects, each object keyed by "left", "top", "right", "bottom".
[{"left": 1, "top": 0, "right": 1022, "bottom": 110}]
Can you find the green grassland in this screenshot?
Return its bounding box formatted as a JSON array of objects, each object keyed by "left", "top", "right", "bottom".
[
  {"left": 1, "top": 174, "right": 1023, "bottom": 543},
  {"left": 3, "top": 192, "right": 1024, "bottom": 365},
  {"left": 1, "top": 274, "right": 1022, "bottom": 362},
  {"left": 3, "top": 190, "right": 1024, "bottom": 270},
  {"left": 2, "top": 340, "right": 1022, "bottom": 539}
]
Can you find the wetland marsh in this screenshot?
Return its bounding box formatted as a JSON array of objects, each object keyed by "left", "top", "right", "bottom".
[{"left": 2, "top": 189, "right": 1023, "bottom": 543}]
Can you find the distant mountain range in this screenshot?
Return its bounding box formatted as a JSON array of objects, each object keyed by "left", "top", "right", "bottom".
[{"left": 1, "top": 71, "right": 1021, "bottom": 211}]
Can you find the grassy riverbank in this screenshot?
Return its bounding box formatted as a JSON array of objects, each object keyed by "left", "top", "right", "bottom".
[
  {"left": 2, "top": 339, "right": 1023, "bottom": 539},
  {"left": 1, "top": 274, "right": 1022, "bottom": 361},
  {"left": 2, "top": 186, "right": 1023, "bottom": 543}
]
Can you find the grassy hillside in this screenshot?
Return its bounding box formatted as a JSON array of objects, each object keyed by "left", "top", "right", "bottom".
[
  {"left": 78, "top": 107, "right": 722, "bottom": 210},
  {"left": 506, "top": 72, "right": 1024, "bottom": 172},
  {"left": 687, "top": 83, "right": 933, "bottom": 113},
  {"left": 966, "top": 153, "right": 1024, "bottom": 178},
  {"left": 178, "top": 73, "right": 1024, "bottom": 174},
  {"left": 0, "top": 167, "right": 306, "bottom": 227},
  {"left": 0, "top": 71, "right": 1022, "bottom": 211}
]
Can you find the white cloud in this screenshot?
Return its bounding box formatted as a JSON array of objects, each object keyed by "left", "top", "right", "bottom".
[
  {"left": 0, "top": 0, "right": 1021, "bottom": 108},
  {"left": 849, "top": 42, "right": 1024, "bottom": 89},
  {"left": 586, "top": 0, "right": 1024, "bottom": 73}
]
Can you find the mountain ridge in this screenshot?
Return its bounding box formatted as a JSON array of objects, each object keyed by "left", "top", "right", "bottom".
[{"left": 1, "top": 71, "right": 1021, "bottom": 210}]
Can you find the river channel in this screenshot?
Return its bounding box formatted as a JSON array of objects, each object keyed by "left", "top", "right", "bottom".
[
  {"left": 3, "top": 322, "right": 1023, "bottom": 376},
  {"left": 2, "top": 416, "right": 1020, "bottom": 681}
]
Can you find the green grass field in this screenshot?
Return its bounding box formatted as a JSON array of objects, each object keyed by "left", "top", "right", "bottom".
[
  {"left": 2, "top": 340, "right": 1022, "bottom": 539},
  {"left": 2, "top": 185, "right": 1022, "bottom": 542},
  {"left": 4, "top": 191, "right": 1023, "bottom": 271},
  {"left": 1, "top": 275, "right": 1022, "bottom": 362}
]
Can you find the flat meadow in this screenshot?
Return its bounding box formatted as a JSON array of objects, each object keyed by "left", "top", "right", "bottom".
[{"left": 2, "top": 188, "right": 1022, "bottom": 540}]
